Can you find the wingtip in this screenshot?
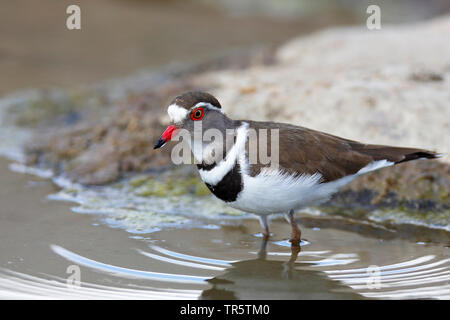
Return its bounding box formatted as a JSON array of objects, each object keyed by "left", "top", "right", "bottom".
[{"left": 395, "top": 150, "right": 445, "bottom": 164}]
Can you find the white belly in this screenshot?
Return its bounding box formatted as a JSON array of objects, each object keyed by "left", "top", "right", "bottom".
[
  {"left": 226, "top": 159, "right": 394, "bottom": 215},
  {"left": 227, "top": 171, "right": 326, "bottom": 215}
]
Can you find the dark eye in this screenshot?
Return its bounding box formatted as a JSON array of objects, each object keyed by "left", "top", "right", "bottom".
[{"left": 191, "top": 107, "right": 205, "bottom": 121}]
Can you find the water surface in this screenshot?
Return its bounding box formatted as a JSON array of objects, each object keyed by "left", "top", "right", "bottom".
[{"left": 0, "top": 158, "right": 448, "bottom": 299}]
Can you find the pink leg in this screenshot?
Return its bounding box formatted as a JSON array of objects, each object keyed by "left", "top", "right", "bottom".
[{"left": 285, "top": 210, "right": 301, "bottom": 246}]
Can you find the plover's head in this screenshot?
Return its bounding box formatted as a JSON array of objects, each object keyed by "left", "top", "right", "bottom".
[{"left": 153, "top": 91, "right": 233, "bottom": 150}]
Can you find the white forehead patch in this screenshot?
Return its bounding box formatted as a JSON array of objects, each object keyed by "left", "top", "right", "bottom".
[
  {"left": 167, "top": 104, "right": 188, "bottom": 123},
  {"left": 193, "top": 102, "right": 224, "bottom": 113}
]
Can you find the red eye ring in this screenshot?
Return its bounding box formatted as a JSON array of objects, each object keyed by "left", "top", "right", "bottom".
[{"left": 190, "top": 107, "right": 205, "bottom": 121}]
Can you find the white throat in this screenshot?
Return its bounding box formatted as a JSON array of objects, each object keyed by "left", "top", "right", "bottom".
[{"left": 198, "top": 122, "right": 248, "bottom": 186}]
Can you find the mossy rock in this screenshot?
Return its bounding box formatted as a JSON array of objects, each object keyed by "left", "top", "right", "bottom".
[{"left": 132, "top": 173, "right": 210, "bottom": 198}]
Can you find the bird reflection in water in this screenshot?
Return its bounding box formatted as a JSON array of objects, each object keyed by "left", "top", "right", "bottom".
[{"left": 200, "top": 238, "right": 365, "bottom": 300}]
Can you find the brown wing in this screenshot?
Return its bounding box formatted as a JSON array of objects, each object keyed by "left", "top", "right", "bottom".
[{"left": 245, "top": 120, "right": 439, "bottom": 183}]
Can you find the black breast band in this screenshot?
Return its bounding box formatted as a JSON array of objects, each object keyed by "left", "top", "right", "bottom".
[{"left": 198, "top": 162, "right": 243, "bottom": 202}]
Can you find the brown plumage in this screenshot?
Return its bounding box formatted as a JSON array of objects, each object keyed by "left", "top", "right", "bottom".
[
  {"left": 170, "top": 91, "right": 222, "bottom": 110},
  {"left": 245, "top": 120, "right": 439, "bottom": 183}
]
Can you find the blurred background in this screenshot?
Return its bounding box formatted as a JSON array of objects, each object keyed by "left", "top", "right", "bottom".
[{"left": 2, "top": 0, "right": 450, "bottom": 95}]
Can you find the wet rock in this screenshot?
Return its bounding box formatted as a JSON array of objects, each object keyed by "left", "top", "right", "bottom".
[
  {"left": 344, "top": 160, "right": 450, "bottom": 204},
  {"left": 318, "top": 161, "right": 450, "bottom": 232},
  {"left": 129, "top": 169, "right": 210, "bottom": 198}
]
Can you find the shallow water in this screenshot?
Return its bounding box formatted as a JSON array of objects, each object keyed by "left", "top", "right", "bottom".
[{"left": 0, "top": 158, "right": 448, "bottom": 299}]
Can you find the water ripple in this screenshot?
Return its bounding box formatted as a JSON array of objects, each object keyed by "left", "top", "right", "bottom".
[
  {"left": 51, "top": 245, "right": 209, "bottom": 284},
  {"left": 0, "top": 269, "right": 200, "bottom": 299},
  {"left": 2, "top": 243, "right": 448, "bottom": 299},
  {"left": 324, "top": 255, "right": 450, "bottom": 299},
  {"left": 148, "top": 245, "right": 236, "bottom": 267},
  {"left": 138, "top": 250, "right": 226, "bottom": 271}
]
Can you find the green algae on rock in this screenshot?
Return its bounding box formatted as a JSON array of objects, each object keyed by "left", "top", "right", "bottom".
[
  {"left": 128, "top": 169, "right": 216, "bottom": 199},
  {"left": 46, "top": 167, "right": 245, "bottom": 234}
]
